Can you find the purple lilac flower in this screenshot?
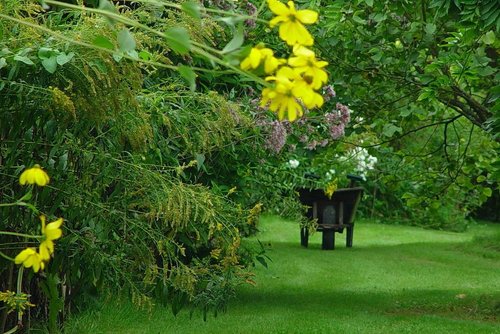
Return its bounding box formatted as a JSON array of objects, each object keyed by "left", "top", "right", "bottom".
[
  {"left": 336, "top": 103, "right": 351, "bottom": 124},
  {"left": 322, "top": 85, "right": 336, "bottom": 102},
  {"left": 325, "top": 111, "right": 341, "bottom": 124},
  {"left": 329, "top": 123, "right": 345, "bottom": 140},
  {"left": 319, "top": 139, "right": 329, "bottom": 147},
  {"left": 245, "top": 1, "right": 257, "bottom": 28},
  {"left": 265, "top": 120, "right": 287, "bottom": 154},
  {"left": 306, "top": 140, "right": 318, "bottom": 150}
]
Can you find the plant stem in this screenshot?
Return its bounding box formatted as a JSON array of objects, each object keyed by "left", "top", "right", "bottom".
[
  {"left": 0, "top": 231, "right": 42, "bottom": 239},
  {"left": 0, "top": 251, "right": 15, "bottom": 262}
]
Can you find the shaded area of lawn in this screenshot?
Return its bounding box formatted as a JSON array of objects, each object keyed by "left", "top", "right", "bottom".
[{"left": 64, "top": 217, "right": 500, "bottom": 334}]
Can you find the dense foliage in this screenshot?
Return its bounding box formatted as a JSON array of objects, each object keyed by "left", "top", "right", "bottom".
[{"left": 0, "top": 0, "right": 266, "bottom": 331}]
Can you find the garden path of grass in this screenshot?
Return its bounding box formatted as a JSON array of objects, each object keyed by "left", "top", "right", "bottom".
[{"left": 64, "top": 216, "right": 500, "bottom": 334}]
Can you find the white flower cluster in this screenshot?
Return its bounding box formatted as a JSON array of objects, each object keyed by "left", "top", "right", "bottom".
[
  {"left": 288, "top": 159, "right": 300, "bottom": 169},
  {"left": 325, "top": 168, "right": 336, "bottom": 180},
  {"left": 352, "top": 148, "right": 377, "bottom": 180}
]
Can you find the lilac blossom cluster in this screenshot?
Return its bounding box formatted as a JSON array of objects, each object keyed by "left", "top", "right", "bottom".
[
  {"left": 244, "top": 1, "right": 257, "bottom": 28},
  {"left": 265, "top": 120, "right": 287, "bottom": 154},
  {"left": 322, "top": 85, "right": 336, "bottom": 102},
  {"left": 325, "top": 102, "right": 351, "bottom": 140}
]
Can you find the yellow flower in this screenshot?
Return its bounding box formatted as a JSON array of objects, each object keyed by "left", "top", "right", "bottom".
[
  {"left": 261, "top": 69, "right": 304, "bottom": 121},
  {"left": 19, "top": 164, "right": 50, "bottom": 186},
  {"left": 261, "top": 67, "right": 324, "bottom": 121},
  {"left": 240, "top": 45, "right": 285, "bottom": 74},
  {"left": 288, "top": 45, "right": 328, "bottom": 89},
  {"left": 324, "top": 180, "right": 338, "bottom": 199},
  {"left": 14, "top": 248, "right": 45, "bottom": 273},
  {"left": 39, "top": 216, "right": 63, "bottom": 260},
  {"left": 268, "top": 0, "right": 318, "bottom": 46}
]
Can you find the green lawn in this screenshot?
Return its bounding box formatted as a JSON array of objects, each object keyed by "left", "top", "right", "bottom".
[{"left": 64, "top": 216, "right": 500, "bottom": 334}]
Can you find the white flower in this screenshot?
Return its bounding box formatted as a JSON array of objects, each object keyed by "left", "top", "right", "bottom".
[{"left": 288, "top": 159, "right": 300, "bottom": 169}]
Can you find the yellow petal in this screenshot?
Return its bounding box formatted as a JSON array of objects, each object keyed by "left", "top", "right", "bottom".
[
  {"left": 14, "top": 248, "right": 36, "bottom": 264},
  {"left": 268, "top": 0, "right": 289, "bottom": 16},
  {"left": 32, "top": 257, "right": 40, "bottom": 273},
  {"left": 296, "top": 9, "right": 318, "bottom": 24},
  {"left": 264, "top": 57, "right": 279, "bottom": 73},
  {"left": 287, "top": 99, "right": 299, "bottom": 121},
  {"left": 248, "top": 48, "right": 262, "bottom": 68},
  {"left": 19, "top": 170, "right": 28, "bottom": 185},
  {"left": 23, "top": 253, "right": 37, "bottom": 269},
  {"left": 40, "top": 240, "right": 54, "bottom": 260}
]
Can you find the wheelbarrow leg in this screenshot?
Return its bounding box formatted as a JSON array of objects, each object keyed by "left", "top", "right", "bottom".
[
  {"left": 346, "top": 225, "right": 354, "bottom": 247},
  {"left": 300, "top": 227, "right": 309, "bottom": 247}
]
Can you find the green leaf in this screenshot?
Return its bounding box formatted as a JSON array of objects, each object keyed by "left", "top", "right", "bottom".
[
  {"left": 222, "top": 23, "right": 244, "bottom": 54},
  {"left": 178, "top": 65, "right": 197, "bottom": 91},
  {"left": 424, "top": 23, "right": 436, "bottom": 35},
  {"left": 56, "top": 52, "right": 74, "bottom": 65},
  {"left": 482, "top": 31, "right": 495, "bottom": 45},
  {"left": 476, "top": 175, "right": 486, "bottom": 183},
  {"left": 181, "top": 1, "right": 201, "bottom": 20},
  {"left": 42, "top": 56, "right": 58, "bottom": 73},
  {"left": 0, "top": 58, "right": 6, "bottom": 70},
  {"left": 14, "top": 55, "right": 34, "bottom": 65},
  {"left": 117, "top": 29, "right": 136, "bottom": 52},
  {"left": 483, "top": 187, "right": 492, "bottom": 197},
  {"left": 98, "top": 0, "right": 118, "bottom": 25},
  {"left": 382, "top": 123, "right": 402, "bottom": 137},
  {"left": 138, "top": 50, "right": 151, "bottom": 61},
  {"left": 38, "top": 47, "right": 57, "bottom": 59},
  {"left": 93, "top": 35, "right": 115, "bottom": 50},
  {"left": 165, "top": 27, "right": 192, "bottom": 55},
  {"left": 364, "top": 0, "right": 374, "bottom": 6},
  {"left": 194, "top": 153, "right": 205, "bottom": 171},
  {"left": 352, "top": 15, "right": 367, "bottom": 25}
]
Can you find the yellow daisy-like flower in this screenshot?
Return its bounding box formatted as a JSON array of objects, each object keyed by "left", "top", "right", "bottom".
[
  {"left": 39, "top": 216, "right": 63, "bottom": 260},
  {"left": 288, "top": 45, "right": 328, "bottom": 89},
  {"left": 19, "top": 164, "right": 50, "bottom": 186},
  {"left": 268, "top": 0, "right": 318, "bottom": 46},
  {"left": 261, "top": 67, "right": 323, "bottom": 121},
  {"left": 240, "top": 45, "right": 285, "bottom": 74},
  {"left": 14, "top": 248, "right": 45, "bottom": 273},
  {"left": 261, "top": 71, "right": 303, "bottom": 122}
]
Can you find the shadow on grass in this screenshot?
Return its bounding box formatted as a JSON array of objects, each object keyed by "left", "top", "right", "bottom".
[{"left": 235, "top": 287, "right": 500, "bottom": 323}]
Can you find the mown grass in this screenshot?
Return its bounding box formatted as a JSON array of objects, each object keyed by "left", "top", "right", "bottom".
[{"left": 63, "top": 217, "right": 500, "bottom": 334}]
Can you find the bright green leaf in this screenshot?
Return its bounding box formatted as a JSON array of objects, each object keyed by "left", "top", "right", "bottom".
[
  {"left": 483, "top": 187, "right": 492, "bottom": 197},
  {"left": 181, "top": 1, "right": 201, "bottom": 20},
  {"left": 0, "top": 58, "right": 6, "bottom": 70},
  {"left": 178, "top": 65, "right": 197, "bottom": 91},
  {"left": 138, "top": 50, "right": 151, "bottom": 61},
  {"left": 222, "top": 23, "right": 244, "bottom": 54},
  {"left": 93, "top": 35, "right": 115, "bottom": 50},
  {"left": 364, "top": 0, "right": 373, "bottom": 6},
  {"left": 117, "top": 29, "right": 136, "bottom": 52},
  {"left": 424, "top": 23, "right": 436, "bottom": 35},
  {"left": 13, "top": 55, "right": 34, "bottom": 65},
  {"left": 38, "top": 47, "right": 56, "bottom": 59},
  {"left": 482, "top": 31, "right": 495, "bottom": 45},
  {"left": 476, "top": 175, "right": 486, "bottom": 183},
  {"left": 56, "top": 52, "right": 74, "bottom": 65},
  {"left": 41, "top": 56, "right": 58, "bottom": 73},
  {"left": 165, "top": 27, "right": 192, "bottom": 55}
]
